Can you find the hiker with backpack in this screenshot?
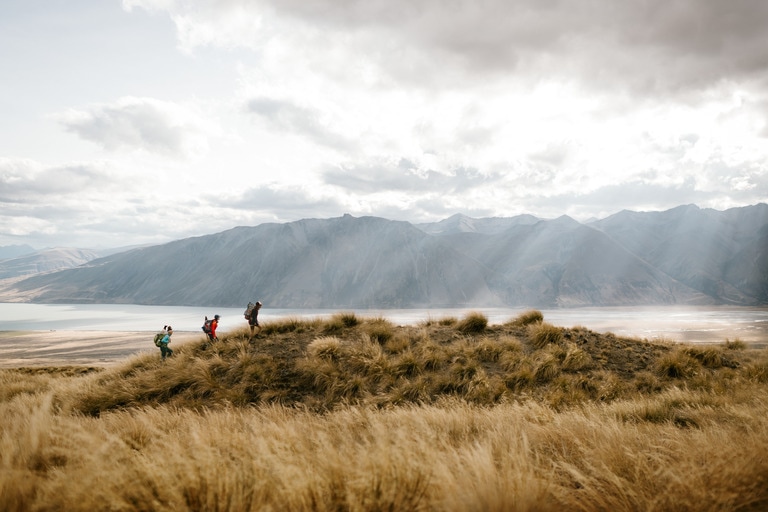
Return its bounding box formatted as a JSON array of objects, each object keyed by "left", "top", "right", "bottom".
[
  {"left": 202, "top": 314, "right": 220, "bottom": 342},
  {"left": 245, "top": 301, "right": 263, "bottom": 340},
  {"left": 154, "top": 325, "right": 174, "bottom": 360}
]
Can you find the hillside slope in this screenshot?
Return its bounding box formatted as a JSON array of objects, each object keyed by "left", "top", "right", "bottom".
[
  {"left": 2, "top": 204, "right": 766, "bottom": 307},
  {"left": 58, "top": 311, "right": 756, "bottom": 416},
  {"left": 0, "top": 247, "right": 99, "bottom": 279}
]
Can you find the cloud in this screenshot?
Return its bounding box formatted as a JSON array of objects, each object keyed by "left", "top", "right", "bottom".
[
  {"left": 226, "top": 185, "right": 344, "bottom": 217},
  {"left": 322, "top": 160, "right": 503, "bottom": 194},
  {"left": 245, "top": 96, "right": 355, "bottom": 151},
  {"left": 265, "top": 0, "right": 768, "bottom": 94},
  {"left": 130, "top": 0, "right": 768, "bottom": 95},
  {"left": 54, "top": 96, "right": 213, "bottom": 158},
  {"left": 0, "top": 158, "right": 117, "bottom": 203},
  {"left": 3, "top": 0, "right": 766, "bottom": 250}
]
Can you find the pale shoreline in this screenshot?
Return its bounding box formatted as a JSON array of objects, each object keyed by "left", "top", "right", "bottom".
[{"left": 0, "top": 330, "right": 204, "bottom": 368}]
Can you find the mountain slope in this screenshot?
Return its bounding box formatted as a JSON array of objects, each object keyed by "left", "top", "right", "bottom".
[
  {"left": 0, "top": 248, "right": 100, "bottom": 279},
  {"left": 0, "top": 244, "right": 36, "bottom": 261},
  {"left": 3, "top": 205, "right": 766, "bottom": 308},
  {"left": 591, "top": 203, "right": 768, "bottom": 304},
  {"left": 437, "top": 215, "right": 708, "bottom": 307},
  {"left": 9, "top": 215, "right": 500, "bottom": 307}
]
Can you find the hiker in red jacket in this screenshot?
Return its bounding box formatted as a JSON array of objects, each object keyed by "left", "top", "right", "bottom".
[{"left": 209, "top": 314, "right": 220, "bottom": 342}]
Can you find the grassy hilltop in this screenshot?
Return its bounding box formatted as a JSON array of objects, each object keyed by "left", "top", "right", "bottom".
[{"left": 2, "top": 310, "right": 768, "bottom": 511}]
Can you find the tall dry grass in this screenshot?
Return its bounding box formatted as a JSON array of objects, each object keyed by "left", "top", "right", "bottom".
[
  {"left": 2, "top": 309, "right": 768, "bottom": 511},
  {"left": 3, "top": 384, "right": 768, "bottom": 511}
]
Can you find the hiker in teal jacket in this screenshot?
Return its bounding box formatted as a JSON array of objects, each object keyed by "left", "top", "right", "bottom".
[{"left": 159, "top": 326, "right": 174, "bottom": 360}]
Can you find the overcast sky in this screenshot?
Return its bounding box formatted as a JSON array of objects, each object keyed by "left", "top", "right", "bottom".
[{"left": 2, "top": 0, "right": 767, "bottom": 249}]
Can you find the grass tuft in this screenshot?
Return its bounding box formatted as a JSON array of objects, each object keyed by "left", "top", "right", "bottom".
[
  {"left": 507, "top": 309, "right": 544, "bottom": 327},
  {"left": 724, "top": 337, "right": 748, "bottom": 350},
  {"left": 456, "top": 311, "right": 488, "bottom": 334},
  {"left": 307, "top": 336, "right": 343, "bottom": 360},
  {"left": 655, "top": 349, "right": 700, "bottom": 379},
  {"left": 527, "top": 321, "right": 563, "bottom": 349},
  {"left": 363, "top": 317, "right": 395, "bottom": 345}
]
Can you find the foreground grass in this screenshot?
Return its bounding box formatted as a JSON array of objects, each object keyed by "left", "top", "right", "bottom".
[{"left": 2, "top": 311, "right": 768, "bottom": 511}]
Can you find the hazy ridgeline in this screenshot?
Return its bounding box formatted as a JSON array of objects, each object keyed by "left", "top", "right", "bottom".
[{"left": 2, "top": 311, "right": 768, "bottom": 511}]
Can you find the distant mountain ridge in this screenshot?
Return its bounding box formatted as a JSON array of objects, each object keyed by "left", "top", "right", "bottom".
[
  {"left": 0, "top": 248, "right": 100, "bottom": 279},
  {"left": 0, "top": 244, "right": 151, "bottom": 280},
  {"left": 0, "top": 244, "right": 36, "bottom": 261},
  {"left": 1, "top": 204, "right": 766, "bottom": 308}
]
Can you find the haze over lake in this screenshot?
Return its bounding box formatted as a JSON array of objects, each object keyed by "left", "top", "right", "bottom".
[{"left": 1, "top": 303, "right": 766, "bottom": 344}]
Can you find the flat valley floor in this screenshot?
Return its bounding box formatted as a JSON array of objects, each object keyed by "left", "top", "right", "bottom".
[{"left": 0, "top": 330, "right": 202, "bottom": 368}]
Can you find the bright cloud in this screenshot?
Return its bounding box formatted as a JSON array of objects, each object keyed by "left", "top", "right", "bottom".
[
  {"left": 0, "top": 0, "right": 766, "bottom": 249},
  {"left": 54, "top": 97, "right": 215, "bottom": 158}
]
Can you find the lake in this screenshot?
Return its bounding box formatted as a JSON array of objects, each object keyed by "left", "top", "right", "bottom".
[{"left": 1, "top": 303, "right": 767, "bottom": 343}]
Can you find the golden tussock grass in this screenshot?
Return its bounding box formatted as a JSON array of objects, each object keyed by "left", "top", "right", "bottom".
[{"left": 2, "top": 309, "right": 768, "bottom": 511}]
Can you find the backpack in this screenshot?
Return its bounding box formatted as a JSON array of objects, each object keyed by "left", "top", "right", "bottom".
[
  {"left": 202, "top": 317, "right": 212, "bottom": 333},
  {"left": 244, "top": 302, "right": 255, "bottom": 320},
  {"left": 153, "top": 332, "right": 165, "bottom": 347}
]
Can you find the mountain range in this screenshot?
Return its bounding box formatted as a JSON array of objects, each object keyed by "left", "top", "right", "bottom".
[{"left": 1, "top": 203, "right": 766, "bottom": 308}]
